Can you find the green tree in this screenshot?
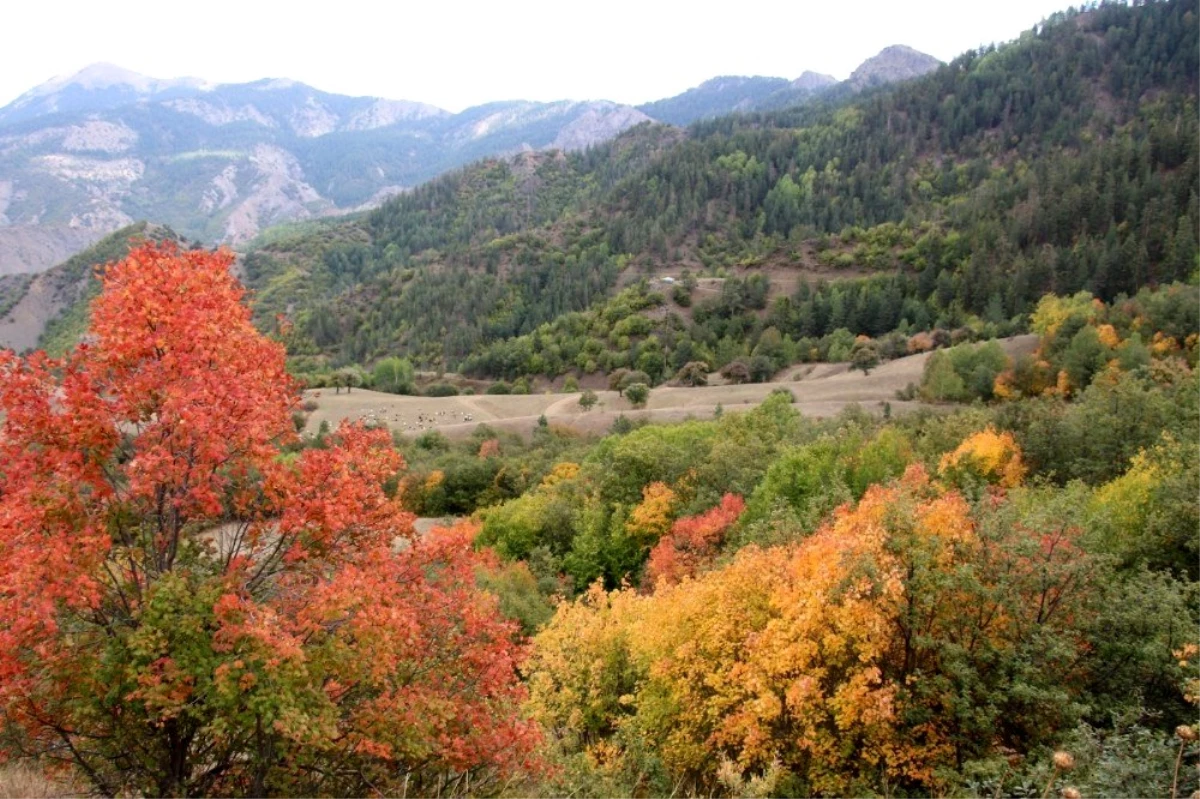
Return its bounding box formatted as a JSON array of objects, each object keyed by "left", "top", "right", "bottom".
[
  {"left": 1062, "top": 325, "right": 1111, "bottom": 390},
  {"left": 625, "top": 383, "right": 650, "bottom": 408},
  {"left": 334, "top": 365, "right": 363, "bottom": 394},
  {"left": 371, "top": 356, "right": 415, "bottom": 394},
  {"left": 620, "top": 370, "right": 652, "bottom": 393},
  {"left": 851, "top": 339, "right": 881, "bottom": 375},
  {"left": 921, "top": 351, "right": 967, "bottom": 401}
]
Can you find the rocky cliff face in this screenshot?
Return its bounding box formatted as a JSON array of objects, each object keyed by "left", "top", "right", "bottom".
[{"left": 0, "top": 66, "right": 652, "bottom": 272}]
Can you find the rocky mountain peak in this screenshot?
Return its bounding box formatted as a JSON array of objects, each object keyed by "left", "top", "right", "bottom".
[
  {"left": 34, "top": 63, "right": 210, "bottom": 96},
  {"left": 847, "top": 45, "right": 942, "bottom": 90},
  {"left": 790, "top": 71, "right": 837, "bottom": 91}
]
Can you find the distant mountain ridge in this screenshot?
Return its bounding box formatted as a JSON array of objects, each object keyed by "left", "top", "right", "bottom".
[
  {"left": 0, "top": 45, "right": 940, "bottom": 274},
  {"left": 229, "top": 1, "right": 1196, "bottom": 380},
  {"left": 0, "top": 68, "right": 656, "bottom": 272},
  {"left": 636, "top": 76, "right": 795, "bottom": 126},
  {"left": 0, "top": 63, "right": 214, "bottom": 126},
  {"left": 635, "top": 45, "right": 940, "bottom": 126}
]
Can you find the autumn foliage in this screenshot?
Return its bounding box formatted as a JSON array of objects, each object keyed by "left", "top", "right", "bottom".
[
  {"left": 646, "top": 494, "right": 745, "bottom": 588},
  {"left": 528, "top": 465, "right": 1113, "bottom": 796},
  {"left": 938, "top": 426, "right": 1027, "bottom": 488},
  {"left": 0, "top": 243, "right": 537, "bottom": 796}
]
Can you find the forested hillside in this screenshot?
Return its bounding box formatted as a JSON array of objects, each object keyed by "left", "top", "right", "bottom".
[{"left": 245, "top": 0, "right": 1197, "bottom": 388}]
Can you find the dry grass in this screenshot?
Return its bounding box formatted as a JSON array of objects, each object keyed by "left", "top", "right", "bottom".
[
  {"left": 0, "top": 764, "right": 80, "bottom": 799},
  {"left": 302, "top": 336, "right": 1038, "bottom": 441}
]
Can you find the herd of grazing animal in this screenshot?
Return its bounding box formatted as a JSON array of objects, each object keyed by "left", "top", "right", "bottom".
[{"left": 343, "top": 406, "right": 475, "bottom": 432}]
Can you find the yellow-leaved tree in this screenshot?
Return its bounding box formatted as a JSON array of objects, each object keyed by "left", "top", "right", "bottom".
[{"left": 528, "top": 461, "right": 1109, "bottom": 797}]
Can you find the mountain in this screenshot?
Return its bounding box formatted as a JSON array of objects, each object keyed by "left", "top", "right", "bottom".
[
  {"left": 636, "top": 76, "right": 793, "bottom": 126},
  {"left": 0, "top": 63, "right": 211, "bottom": 126},
  {"left": 0, "top": 44, "right": 944, "bottom": 276},
  {"left": 633, "top": 47, "right": 934, "bottom": 128},
  {"left": 791, "top": 71, "right": 839, "bottom": 93},
  {"left": 0, "top": 67, "right": 652, "bottom": 273},
  {"left": 231, "top": 0, "right": 1196, "bottom": 384},
  {"left": 846, "top": 44, "right": 942, "bottom": 89}
]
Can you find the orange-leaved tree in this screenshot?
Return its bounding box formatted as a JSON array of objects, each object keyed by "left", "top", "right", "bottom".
[{"left": 0, "top": 242, "right": 538, "bottom": 797}]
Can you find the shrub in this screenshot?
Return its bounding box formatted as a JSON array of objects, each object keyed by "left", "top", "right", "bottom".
[
  {"left": 720, "top": 359, "right": 752, "bottom": 384},
  {"left": 625, "top": 383, "right": 650, "bottom": 408}
]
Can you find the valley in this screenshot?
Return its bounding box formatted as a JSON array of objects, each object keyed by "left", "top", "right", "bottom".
[
  {"left": 0, "top": 3, "right": 1196, "bottom": 797},
  {"left": 305, "top": 358, "right": 928, "bottom": 440}
]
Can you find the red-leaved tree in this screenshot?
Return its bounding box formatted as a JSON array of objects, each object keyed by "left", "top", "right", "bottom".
[
  {"left": 646, "top": 494, "right": 745, "bottom": 588},
  {"left": 0, "top": 242, "right": 538, "bottom": 797}
]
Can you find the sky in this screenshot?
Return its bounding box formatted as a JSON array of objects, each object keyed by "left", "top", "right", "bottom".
[{"left": 3, "top": 0, "right": 1081, "bottom": 112}]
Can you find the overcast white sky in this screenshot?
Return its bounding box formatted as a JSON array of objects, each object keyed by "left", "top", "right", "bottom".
[{"left": 4, "top": 0, "right": 1080, "bottom": 112}]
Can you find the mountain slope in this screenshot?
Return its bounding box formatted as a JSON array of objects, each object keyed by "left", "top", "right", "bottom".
[
  {"left": 632, "top": 45, "right": 937, "bottom": 128},
  {"left": 241, "top": 0, "right": 1196, "bottom": 384},
  {"left": 0, "top": 67, "right": 653, "bottom": 270},
  {"left": 636, "top": 76, "right": 793, "bottom": 126},
  {"left": 0, "top": 222, "right": 178, "bottom": 352},
  {"left": 0, "top": 44, "right": 940, "bottom": 274}
]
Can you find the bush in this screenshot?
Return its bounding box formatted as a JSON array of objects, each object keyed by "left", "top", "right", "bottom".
[
  {"left": 620, "top": 370, "right": 652, "bottom": 392},
  {"left": 610, "top": 415, "right": 636, "bottom": 435},
  {"left": 425, "top": 383, "right": 459, "bottom": 397},
  {"left": 720, "top": 359, "right": 752, "bottom": 384},
  {"left": 608, "top": 368, "right": 631, "bottom": 394},
  {"left": 851, "top": 339, "right": 881, "bottom": 375},
  {"left": 625, "top": 383, "right": 650, "bottom": 408},
  {"left": 675, "top": 361, "right": 710, "bottom": 387},
  {"left": 415, "top": 429, "right": 451, "bottom": 451},
  {"left": 486, "top": 381, "right": 512, "bottom": 395}
]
